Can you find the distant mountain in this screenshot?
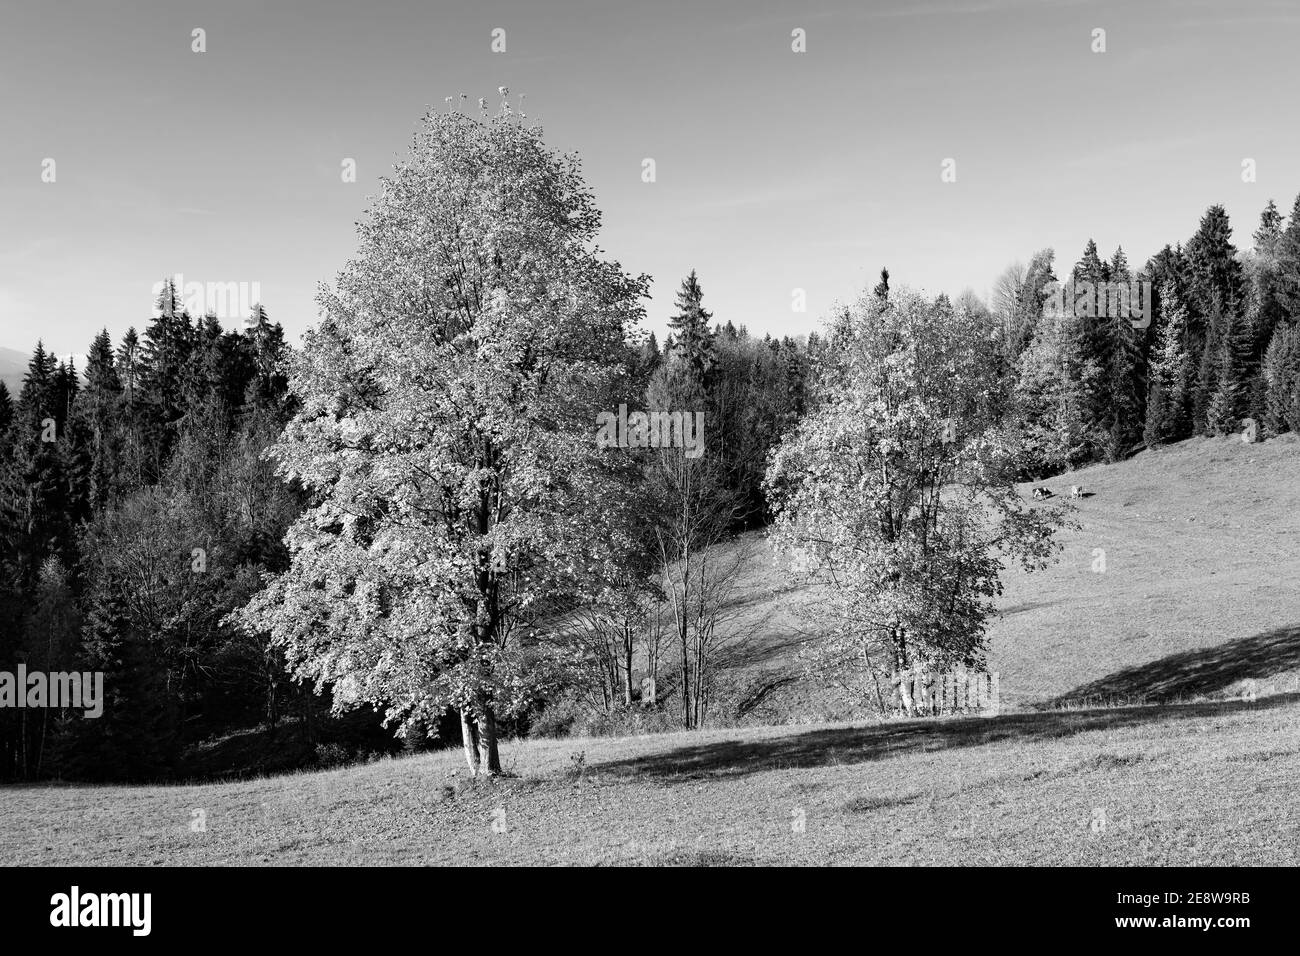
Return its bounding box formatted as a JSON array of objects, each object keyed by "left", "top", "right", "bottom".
[
  {"left": 0, "top": 347, "right": 88, "bottom": 396},
  {"left": 0, "top": 347, "right": 27, "bottom": 396}
]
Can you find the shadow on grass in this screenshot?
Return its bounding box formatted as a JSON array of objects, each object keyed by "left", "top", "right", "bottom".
[
  {"left": 1052, "top": 624, "right": 1300, "bottom": 705},
  {"left": 998, "top": 600, "right": 1057, "bottom": 617},
  {"left": 596, "top": 693, "right": 1300, "bottom": 782},
  {"left": 716, "top": 631, "right": 807, "bottom": 668}
]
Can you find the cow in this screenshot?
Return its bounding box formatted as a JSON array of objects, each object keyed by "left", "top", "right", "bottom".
[
  {"left": 1069, "top": 485, "right": 1084, "bottom": 498},
  {"left": 1032, "top": 487, "right": 1052, "bottom": 500}
]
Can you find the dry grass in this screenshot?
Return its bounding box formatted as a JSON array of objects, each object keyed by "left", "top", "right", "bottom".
[{"left": 2, "top": 693, "right": 1298, "bottom": 865}]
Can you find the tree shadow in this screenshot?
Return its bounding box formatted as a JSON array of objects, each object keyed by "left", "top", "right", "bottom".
[
  {"left": 997, "top": 600, "right": 1056, "bottom": 617},
  {"left": 716, "top": 631, "right": 806, "bottom": 669},
  {"left": 595, "top": 693, "right": 1299, "bottom": 782},
  {"left": 1051, "top": 625, "right": 1300, "bottom": 705}
]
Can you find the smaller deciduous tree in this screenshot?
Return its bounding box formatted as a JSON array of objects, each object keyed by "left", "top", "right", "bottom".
[{"left": 765, "top": 288, "right": 1068, "bottom": 715}]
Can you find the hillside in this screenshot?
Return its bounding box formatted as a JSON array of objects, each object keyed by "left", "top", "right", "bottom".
[
  {"left": 0, "top": 347, "right": 27, "bottom": 395},
  {"left": 0, "top": 346, "right": 88, "bottom": 395},
  {"left": 703, "top": 433, "right": 1300, "bottom": 722}
]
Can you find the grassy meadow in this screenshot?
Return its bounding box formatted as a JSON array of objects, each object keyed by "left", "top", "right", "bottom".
[{"left": 2, "top": 433, "right": 1298, "bottom": 866}]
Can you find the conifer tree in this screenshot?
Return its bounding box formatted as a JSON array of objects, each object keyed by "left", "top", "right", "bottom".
[
  {"left": 1145, "top": 280, "right": 1193, "bottom": 444},
  {"left": 1255, "top": 199, "right": 1283, "bottom": 258},
  {"left": 242, "top": 304, "right": 288, "bottom": 409},
  {"left": 1067, "top": 240, "right": 1113, "bottom": 459},
  {"left": 1276, "top": 193, "right": 1300, "bottom": 320},
  {"left": 1185, "top": 205, "right": 1245, "bottom": 430},
  {"left": 873, "top": 267, "right": 890, "bottom": 300},
  {"left": 79, "top": 329, "right": 123, "bottom": 510},
  {"left": 1206, "top": 304, "right": 1254, "bottom": 434},
  {"left": 115, "top": 327, "right": 148, "bottom": 489},
  {"left": 0, "top": 381, "right": 12, "bottom": 440},
  {"left": 1104, "top": 247, "right": 1144, "bottom": 457},
  {"left": 1186, "top": 205, "right": 1245, "bottom": 319},
  {"left": 142, "top": 282, "right": 196, "bottom": 428},
  {"left": 667, "top": 270, "right": 716, "bottom": 388},
  {"left": 8, "top": 344, "right": 73, "bottom": 588},
  {"left": 1249, "top": 201, "right": 1289, "bottom": 352},
  {"left": 1263, "top": 323, "right": 1300, "bottom": 435}
]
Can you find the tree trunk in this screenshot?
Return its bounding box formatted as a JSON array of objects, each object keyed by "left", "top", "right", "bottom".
[
  {"left": 623, "top": 625, "right": 634, "bottom": 708},
  {"left": 460, "top": 709, "right": 481, "bottom": 775},
  {"left": 680, "top": 631, "right": 691, "bottom": 728},
  {"left": 475, "top": 707, "right": 501, "bottom": 776},
  {"left": 897, "top": 671, "right": 915, "bottom": 717},
  {"left": 648, "top": 629, "right": 659, "bottom": 702}
]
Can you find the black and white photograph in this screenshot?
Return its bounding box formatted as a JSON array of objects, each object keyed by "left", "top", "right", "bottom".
[{"left": 0, "top": 0, "right": 1294, "bottom": 936}]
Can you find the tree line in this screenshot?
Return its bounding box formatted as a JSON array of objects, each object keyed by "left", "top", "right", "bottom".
[
  {"left": 999, "top": 198, "right": 1300, "bottom": 473},
  {"left": 0, "top": 289, "right": 306, "bottom": 781}
]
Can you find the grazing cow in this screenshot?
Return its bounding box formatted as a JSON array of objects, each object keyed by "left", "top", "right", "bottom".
[
  {"left": 1069, "top": 485, "right": 1084, "bottom": 498},
  {"left": 1032, "top": 487, "right": 1052, "bottom": 500}
]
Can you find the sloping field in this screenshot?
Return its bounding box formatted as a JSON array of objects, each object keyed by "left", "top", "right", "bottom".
[
  {"left": 708, "top": 434, "right": 1300, "bottom": 720},
  {"left": 991, "top": 434, "right": 1300, "bottom": 708}
]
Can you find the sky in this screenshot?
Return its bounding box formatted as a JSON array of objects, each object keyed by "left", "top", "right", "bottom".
[{"left": 1, "top": 0, "right": 1299, "bottom": 358}]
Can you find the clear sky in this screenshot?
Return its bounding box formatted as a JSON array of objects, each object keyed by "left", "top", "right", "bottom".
[{"left": 2, "top": 0, "right": 1298, "bottom": 357}]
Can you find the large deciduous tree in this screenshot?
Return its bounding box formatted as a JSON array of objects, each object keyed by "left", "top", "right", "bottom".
[{"left": 235, "top": 97, "right": 648, "bottom": 776}]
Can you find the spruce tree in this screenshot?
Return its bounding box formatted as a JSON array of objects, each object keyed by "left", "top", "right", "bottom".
[
  {"left": 1205, "top": 304, "right": 1254, "bottom": 434},
  {"left": 666, "top": 270, "right": 716, "bottom": 388},
  {"left": 142, "top": 280, "right": 196, "bottom": 423},
  {"left": 1109, "top": 246, "right": 1130, "bottom": 282},
  {"left": 1185, "top": 206, "right": 1245, "bottom": 430},
  {"left": 242, "top": 304, "right": 288, "bottom": 409},
  {"left": 1194, "top": 297, "right": 1225, "bottom": 432},
  {"left": 1068, "top": 240, "right": 1113, "bottom": 459},
  {"left": 1263, "top": 323, "right": 1300, "bottom": 435},
  {"left": 1186, "top": 205, "right": 1245, "bottom": 318},
  {"left": 17, "top": 342, "right": 57, "bottom": 427},
  {"left": 1255, "top": 199, "right": 1283, "bottom": 257},
  {"left": 1250, "top": 202, "right": 1289, "bottom": 338},
  {"left": 79, "top": 329, "right": 124, "bottom": 510},
  {"left": 115, "top": 327, "right": 148, "bottom": 489},
  {"left": 140, "top": 284, "right": 196, "bottom": 476},
  {"left": 0, "top": 381, "right": 12, "bottom": 439},
  {"left": 1145, "top": 280, "right": 1192, "bottom": 444},
  {"left": 116, "top": 327, "right": 142, "bottom": 402},
  {"left": 9, "top": 344, "right": 73, "bottom": 589},
  {"left": 1104, "top": 247, "right": 1143, "bottom": 457},
  {"left": 1276, "top": 193, "right": 1300, "bottom": 320}
]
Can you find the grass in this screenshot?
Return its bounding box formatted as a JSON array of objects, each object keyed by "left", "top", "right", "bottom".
[
  {"left": 991, "top": 433, "right": 1300, "bottom": 709},
  {"left": 2, "top": 433, "right": 1298, "bottom": 865},
  {"left": 2, "top": 693, "right": 1298, "bottom": 865},
  {"left": 708, "top": 433, "right": 1300, "bottom": 720}
]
